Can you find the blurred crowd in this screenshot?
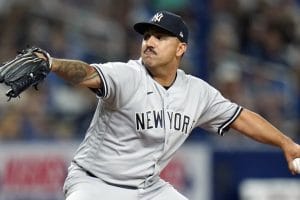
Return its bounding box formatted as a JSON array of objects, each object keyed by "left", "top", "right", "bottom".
[
  {"left": 207, "top": 0, "right": 300, "bottom": 146},
  {"left": 0, "top": 0, "right": 299, "bottom": 145}
]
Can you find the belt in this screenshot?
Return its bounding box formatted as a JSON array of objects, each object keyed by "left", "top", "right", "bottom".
[{"left": 72, "top": 160, "right": 138, "bottom": 190}]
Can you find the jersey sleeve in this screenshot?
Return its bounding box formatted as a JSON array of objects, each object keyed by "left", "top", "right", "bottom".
[
  {"left": 196, "top": 81, "right": 243, "bottom": 135},
  {"left": 90, "top": 60, "right": 141, "bottom": 107}
]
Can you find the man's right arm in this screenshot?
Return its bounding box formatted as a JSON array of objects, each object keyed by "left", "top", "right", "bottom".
[{"left": 51, "top": 58, "right": 102, "bottom": 89}]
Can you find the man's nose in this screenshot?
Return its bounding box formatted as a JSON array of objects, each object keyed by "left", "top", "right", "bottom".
[{"left": 145, "top": 35, "right": 157, "bottom": 46}]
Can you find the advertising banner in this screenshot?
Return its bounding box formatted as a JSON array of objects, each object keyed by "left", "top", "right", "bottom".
[
  {"left": 0, "top": 142, "right": 210, "bottom": 200},
  {"left": 239, "top": 179, "right": 300, "bottom": 200}
]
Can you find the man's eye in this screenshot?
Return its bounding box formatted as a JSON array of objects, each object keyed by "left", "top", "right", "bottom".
[
  {"left": 143, "top": 33, "right": 165, "bottom": 40},
  {"left": 143, "top": 34, "right": 150, "bottom": 40}
]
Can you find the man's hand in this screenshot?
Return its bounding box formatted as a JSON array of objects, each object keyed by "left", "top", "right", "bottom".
[{"left": 282, "top": 142, "right": 300, "bottom": 175}]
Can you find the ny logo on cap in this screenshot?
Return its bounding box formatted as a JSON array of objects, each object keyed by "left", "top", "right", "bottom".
[{"left": 151, "top": 12, "right": 164, "bottom": 22}]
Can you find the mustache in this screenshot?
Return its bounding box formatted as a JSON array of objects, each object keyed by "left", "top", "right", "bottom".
[{"left": 144, "top": 47, "right": 157, "bottom": 55}]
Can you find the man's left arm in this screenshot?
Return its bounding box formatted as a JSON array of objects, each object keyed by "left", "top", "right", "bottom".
[{"left": 230, "top": 108, "right": 300, "bottom": 175}]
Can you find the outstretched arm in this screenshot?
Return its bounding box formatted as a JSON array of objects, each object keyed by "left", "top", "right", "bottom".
[
  {"left": 50, "top": 58, "right": 101, "bottom": 89},
  {"left": 35, "top": 51, "right": 101, "bottom": 88},
  {"left": 230, "top": 108, "right": 300, "bottom": 174}
]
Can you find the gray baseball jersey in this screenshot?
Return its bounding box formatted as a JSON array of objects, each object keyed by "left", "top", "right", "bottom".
[{"left": 72, "top": 59, "right": 242, "bottom": 188}]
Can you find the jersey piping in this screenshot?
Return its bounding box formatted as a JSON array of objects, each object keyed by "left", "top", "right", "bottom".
[
  {"left": 218, "top": 106, "right": 243, "bottom": 135},
  {"left": 92, "top": 64, "right": 108, "bottom": 98}
]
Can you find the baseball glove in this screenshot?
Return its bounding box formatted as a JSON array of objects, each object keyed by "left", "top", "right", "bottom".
[{"left": 0, "top": 47, "right": 51, "bottom": 100}]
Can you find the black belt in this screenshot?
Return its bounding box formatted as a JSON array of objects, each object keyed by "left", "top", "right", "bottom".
[{"left": 72, "top": 160, "right": 138, "bottom": 190}]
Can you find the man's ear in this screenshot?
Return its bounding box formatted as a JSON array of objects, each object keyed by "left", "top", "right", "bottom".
[{"left": 176, "top": 43, "right": 187, "bottom": 57}]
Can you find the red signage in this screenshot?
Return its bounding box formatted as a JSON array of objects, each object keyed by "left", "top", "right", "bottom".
[{"left": 2, "top": 156, "right": 67, "bottom": 192}]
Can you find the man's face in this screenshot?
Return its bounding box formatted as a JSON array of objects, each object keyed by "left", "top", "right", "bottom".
[{"left": 141, "top": 27, "right": 185, "bottom": 69}]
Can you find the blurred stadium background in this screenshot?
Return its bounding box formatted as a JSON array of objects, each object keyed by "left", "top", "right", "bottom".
[{"left": 0, "top": 0, "right": 300, "bottom": 199}]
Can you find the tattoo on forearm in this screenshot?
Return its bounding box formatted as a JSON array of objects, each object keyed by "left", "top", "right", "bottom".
[
  {"left": 83, "top": 72, "right": 99, "bottom": 81},
  {"left": 56, "top": 60, "right": 91, "bottom": 85}
]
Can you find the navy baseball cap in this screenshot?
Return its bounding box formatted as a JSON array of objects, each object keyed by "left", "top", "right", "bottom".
[{"left": 134, "top": 11, "right": 189, "bottom": 43}]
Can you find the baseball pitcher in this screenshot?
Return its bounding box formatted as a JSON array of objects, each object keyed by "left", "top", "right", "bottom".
[{"left": 0, "top": 11, "right": 299, "bottom": 200}]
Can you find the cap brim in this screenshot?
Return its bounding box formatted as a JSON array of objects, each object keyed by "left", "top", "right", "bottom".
[{"left": 133, "top": 22, "right": 175, "bottom": 36}]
